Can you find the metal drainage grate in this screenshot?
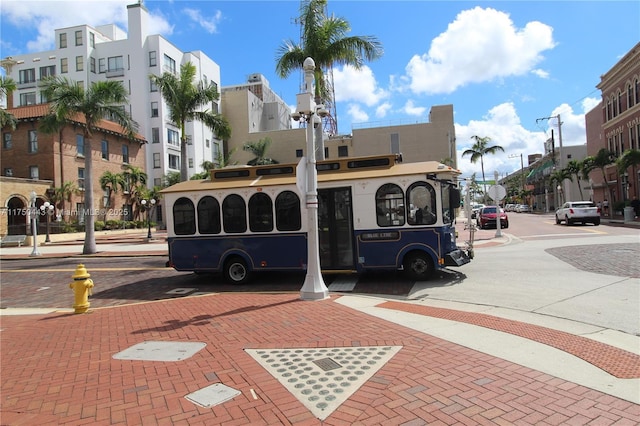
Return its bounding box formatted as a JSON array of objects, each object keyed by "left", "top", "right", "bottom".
[{"left": 246, "top": 346, "right": 401, "bottom": 421}]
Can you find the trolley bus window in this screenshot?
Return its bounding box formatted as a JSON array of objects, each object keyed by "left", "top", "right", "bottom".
[
  {"left": 441, "top": 184, "right": 459, "bottom": 224},
  {"left": 275, "top": 191, "right": 301, "bottom": 231},
  {"left": 249, "top": 192, "right": 273, "bottom": 232},
  {"left": 376, "top": 183, "right": 405, "bottom": 227},
  {"left": 407, "top": 182, "right": 436, "bottom": 225},
  {"left": 173, "top": 197, "right": 196, "bottom": 235},
  {"left": 223, "top": 194, "right": 247, "bottom": 233},
  {"left": 198, "top": 196, "right": 221, "bottom": 234}
]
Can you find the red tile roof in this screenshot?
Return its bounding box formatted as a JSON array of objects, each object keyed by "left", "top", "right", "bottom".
[{"left": 7, "top": 104, "right": 146, "bottom": 143}]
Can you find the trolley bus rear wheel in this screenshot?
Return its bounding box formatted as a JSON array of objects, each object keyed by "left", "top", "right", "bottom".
[
  {"left": 224, "top": 256, "right": 250, "bottom": 284},
  {"left": 403, "top": 251, "right": 434, "bottom": 281}
]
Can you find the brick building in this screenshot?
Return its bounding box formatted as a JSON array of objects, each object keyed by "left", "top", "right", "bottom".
[{"left": 1, "top": 104, "right": 146, "bottom": 236}]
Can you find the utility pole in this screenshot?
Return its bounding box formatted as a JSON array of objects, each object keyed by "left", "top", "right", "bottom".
[{"left": 537, "top": 114, "right": 566, "bottom": 202}]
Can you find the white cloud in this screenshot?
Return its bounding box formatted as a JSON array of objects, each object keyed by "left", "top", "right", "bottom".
[
  {"left": 402, "top": 100, "right": 426, "bottom": 117},
  {"left": 183, "top": 8, "right": 222, "bottom": 34},
  {"left": 1, "top": 0, "right": 172, "bottom": 52},
  {"left": 347, "top": 104, "right": 369, "bottom": 123},
  {"left": 531, "top": 69, "right": 550, "bottom": 79},
  {"left": 405, "top": 7, "right": 556, "bottom": 95},
  {"left": 375, "top": 102, "right": 392, "bottom": 118},
  {"left": 582, "top": 97, "right": 600, "bottom": 114},
  {"left": 333, "top": 65, "right": 387, "bottom": 107}
]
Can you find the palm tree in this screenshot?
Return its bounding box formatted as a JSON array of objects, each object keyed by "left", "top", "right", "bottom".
[
  {"left": 564, "top": 160, "right": 584, "bottom": 200},
  {"left": 550, "top": 169, "right": 572, "bottom": 205},
  {"left": 52, "top": 181, "right": 78, "bottom": 223},
  {"left": 150, "top": 62, "right": 231, "bottom": 182},
  {"left": 121, "top": 165, "right": 147, "bottom": 220},
  {"left": 583, "top": 148, "right": 616, "bottom": 211},
  {"left": 275, "top": 0, "right": 383, "bottom": 121},
  {"left": 99, "top": 171, "right": 124, "bottom": 218},
  {"left": 42, "top": 77, "right": 137, "bottom": 254},
  {"left": 215, "top": 147, "right": 238, "bottom": 168},
  {"left": 616, "top": 149, "right": 640, "bottom": 198},
  {"left": 243, "top": 137, "right": 279, "bottom": 165},
  {"left": 462, "top": 136, "right": 505, "bottom": 202},
  {"left": 0, "top": 76, "right": 17, "bottom": 130}
]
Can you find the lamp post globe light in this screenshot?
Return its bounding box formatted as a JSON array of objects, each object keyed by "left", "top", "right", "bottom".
[
  {"left": 29, "top": 191, "right": 41, "bottom": 257},
  {"left": 140, "top": 198, "right": 156, "bottom": 240},
  {"left": 293, "top": 57, "right": 329, "bottom": 301},
  {"left": 40, "top": 201, "right": 55, "bottom": 243}
]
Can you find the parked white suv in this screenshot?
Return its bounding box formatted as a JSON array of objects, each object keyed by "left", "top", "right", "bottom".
[{"left": 555, "top": 201, "right": 600, "bottom": 226}]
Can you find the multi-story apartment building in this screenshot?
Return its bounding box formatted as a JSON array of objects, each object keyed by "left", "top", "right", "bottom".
[
  {"left": 586, "top": 41, "right": 640, "bottom": 211},
  {"left": 1, "top": 2, "right": 223, "bottom": 188},
  {"left": 222, "top": 75, "right": 457, "bottom": 167}
]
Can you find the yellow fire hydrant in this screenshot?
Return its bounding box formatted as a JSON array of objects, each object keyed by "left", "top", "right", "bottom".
[{"left": 70, "top": 264, "right": 94, "bottom": 314}]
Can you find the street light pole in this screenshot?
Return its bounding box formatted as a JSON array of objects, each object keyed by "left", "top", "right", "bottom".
[
  {"left": 294, "top": 57, "right": 329, "bottom": 301},
  {"left": 29, "top": 191, "right": 41, "bottom": 257},
  {"left": 40, "top": 201, "right": 55, "bottom": 243},
  {"left": 140, "top": 198, "right": 156, "bottom": 240}
]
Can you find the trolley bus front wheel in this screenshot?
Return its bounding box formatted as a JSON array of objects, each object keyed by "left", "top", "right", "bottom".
[
  {"left": 403, "top": 251, "right": 434, "bottom": 281},
  {"left": 224, "top": 256, "right": 251, "bottom": 284}
]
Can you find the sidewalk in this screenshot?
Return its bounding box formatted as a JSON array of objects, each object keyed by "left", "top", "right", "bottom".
[{"left": 1, "top": 223, "right": 639, "bottom": 424}]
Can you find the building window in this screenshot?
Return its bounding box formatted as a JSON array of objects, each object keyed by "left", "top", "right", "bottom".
[
  {"left": 324, "top": 147, "right": 329, "bottom": 159},
  {"left": 211, "top": 102, "right": 219, "bottom": 114},
  {"left": 152, "top": 127, "right": 160, "bottom": 143},
  {"left": 108, "top": 56, "right": 123, "bottom": 73},
  {"left": 28, "top": 130, "right": 38, "bottom": 153},
  {"left": 151, "top": 101, "right": 159, "bottom": 117},
  {"left": 59, "top": 32, "right": 67, "bottom": 48},
  {"left": 154, "top": 178, "right": 161, "bottom": 187},
  {"left": 167, "top": 129, "right": 179, "bottom": 146},
  {"left": 76, "top": 134, "right": 84, "bottom": 156},
  {"left": 60, "top": 58, "right": 68, "bottom": 73},
  {"left": 75, "top": 30, "right": 83, "bottom": 46},
  {"left": 101, "top": 139, "right": 109, "bottom": 160},
  {"left": 635, "top": 78, "right": 640, "bottom": 105},
  {"left": 89, "top": 32, "right": 95, "bottom": 48},
  {"left": 90, "top": 57, "right": 96, "bottom": 73},
  {"left": 30, "top": 166, "right": 39, "bottom": 179},
  {"left": 168, "top": 154, "right": 180, "bottom": 170},
  {"left": 99, "top": 58, "right": 106, "bottom": 73},
  {"left": 149, "top": 51, "right": 157, "bottom": 67},
  {"left": 150, "top": 80, "right": 157, "bottom": 92},
  {"left": 78, "top": 168, "right": 85, "bottom": 189},
  {"left": 163, "top": 54, "right": 176, "bottom": 74},
  {"left": 206, "top": 139, "right": 210, "bottom": 148},
  {"left": 153, "top": 153, "right": 161, "bottom": 168},
  {"left": 3, "top": 133, "right": 12, "bottom": 149},
  {"left": 20, "top": 92, "right": 36, "bottom": 106},
  {"left": 296, "top": 149, "right": 303, "bottom": 158},
  {"left": 4, "top": 168, "right": 13, "bottom": 176},
  {"left": 75, "top": 56, "right": 83, "bottom": 72},
  {"left": 122, "top": 144, "right": 129, "bottom": 164},
  {"left": 338, "top": 145, "right": 348, "bottom": 157},
  {"left": 39, "top": 65, "right": 55, "bottom": 79},
  {"left": 19, "top": 68, "right": 36, "bottom": 84}
]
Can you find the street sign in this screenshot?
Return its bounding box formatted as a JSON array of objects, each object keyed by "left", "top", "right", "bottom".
[{"left": 488, "top": 184, "right": 507, "bottom": 201}]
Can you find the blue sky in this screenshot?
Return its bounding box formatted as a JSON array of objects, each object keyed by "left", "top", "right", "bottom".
[{"left": 1, "top": 0, "right": 639, "bottom": 179}]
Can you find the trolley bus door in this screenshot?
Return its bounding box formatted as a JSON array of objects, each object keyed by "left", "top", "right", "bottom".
[{"left": 317, "top": 188, "right": 355, "bottom": 270}]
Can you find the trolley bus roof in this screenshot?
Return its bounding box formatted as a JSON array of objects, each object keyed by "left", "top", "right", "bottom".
[{"left": 160, "top": 155, "right": 461, "bottom": 194}]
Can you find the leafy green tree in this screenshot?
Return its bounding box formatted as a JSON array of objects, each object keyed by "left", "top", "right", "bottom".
[
  {"left": 276, "top": 0, "right": 383, "bottom": 109},
  {"left": 462, "top": 136, "right": 505, "bottom": 202},
  {"left": 582, "top": 148, "right": 616, "bottom": 208},
  {"left": 51, "top": 181, "right": 78, "bottom": 222},
  {"left": 150, "top": 62, "right": 231, "bottom": 182},
  {"left": 42, "top": 77, "right": 137, "bottom": 254},
  {"left": 243, "top": 137, "right": 279, "bottom": 165},
  {"left": 550, "top": 169, "right": 572, "bottom": 205},
  {"left": 121, "top": 165, "right": 147, "bottom": 220},
  {"left": 162, "top": 171, "right": 181, "bottom": 188},
  {"left": 215, "top": 147, "right": 238, "bottom": 168},
  {"left": 99, "top": 171, "right": 125, "bottom": 213},
  {"left": 616, "top": 149, "right": 640, "bottom": 197},
  {"left": 0, "top": 76, "right": 17, "bottom": 130}
]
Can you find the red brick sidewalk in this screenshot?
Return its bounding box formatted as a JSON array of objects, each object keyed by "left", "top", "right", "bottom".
[{"left": 1, "top": 293, "right": 639, "bottom": 425}]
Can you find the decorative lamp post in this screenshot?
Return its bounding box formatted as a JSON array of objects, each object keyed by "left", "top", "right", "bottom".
[
  {"left": 40, "top": 201, "right": 55, "bottom": 243},
  {"left": 292, "top": 57, "right": 329, "bottom": 301},
  {"left": 140, "top": 198, "right": 156, "bottom": 240},
  {"left": 29, "top": 191, "right": 41, "bottom": 257}
]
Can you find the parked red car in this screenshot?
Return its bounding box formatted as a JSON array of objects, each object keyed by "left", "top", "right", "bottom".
[{"left": 476, "top": 206, "right": 509, "bottom": 229}]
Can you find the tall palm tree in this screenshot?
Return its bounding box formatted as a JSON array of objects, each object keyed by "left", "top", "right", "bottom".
[
  {"left": 275, "top": 0, "right": 383, "bottom": 119},
  {"left": 616, "top": 149, "right": 640, "bottom": 198},
  {"left": 121, "top": 165, "right": 148, "bottom": 220},
  {"left": 243, "top": 137, "right": 279, "bottom": 165},
  {"left": 550, "top": 169, "right": 572, "bottom": 205},
  {"left": 462, "top": 136, "right": 505, "bottom": 202},
  {"left": 99, "top": 170, "right": 124, "bottom": 217},
  {"left": 42, "top": 77, "right": 137, "bottom": 254},
  {"left": 0, "top": 76, "right": 17, "bottom": 130},
  {"left": 582, "top": 148, "right": 616, "bottom": 210},
  {"left": 150, "top": 62, "right": 231, "bottom": 182},
  {"left": 564, "top": 160, "right": 584, "bottom": 200},
  {"left": 51, "top": 181, "right": 78, "bottom": 222}
]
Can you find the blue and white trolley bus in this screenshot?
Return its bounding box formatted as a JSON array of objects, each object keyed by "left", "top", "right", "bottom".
[{"left": 162, "top": 154, "right": 471, "bottom": 283}]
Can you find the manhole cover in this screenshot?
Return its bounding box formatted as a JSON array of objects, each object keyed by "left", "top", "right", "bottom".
[
  {"left": 185, "top": 383, "right": 240, "bottom": 408},
  {"left": 246, "top": 346, "right": 401, "bottom": 420},
  {"left": 113, "top": 341, "right": 206, "bottom": 361}
]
